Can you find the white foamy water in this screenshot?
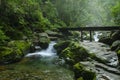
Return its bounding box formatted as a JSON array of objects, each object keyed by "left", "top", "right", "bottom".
[{"left": 26, "top": 41, "right": 56, "bottom": 57}]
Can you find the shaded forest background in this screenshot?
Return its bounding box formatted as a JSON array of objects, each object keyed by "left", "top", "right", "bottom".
[{"left": 0, "top": 0, "right": 120, "bottom": 43}]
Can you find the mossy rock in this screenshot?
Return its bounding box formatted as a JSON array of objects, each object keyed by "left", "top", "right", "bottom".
[
  {"left": 0, "top": 47, "right": 22, "bottom": 64},
  {"left": 54, "top": 41, "right": 89, "bottom": 65},
  {"left": 39, "top": 37, "right": 50, "bottom": 49},
  {"left": 0, "top": 40, "right": 31, "bottom": 64},
  {"left": 54, "top": 40, "right": 71, "bottom": 54},
  {"left": 111, "top": 40, "right": 120, "bottom": 51},
  {"left": 74, "top": 63, "right": 96, "bottom": 80},
  {"left": 111, "top": 30, "right": 120, "bottom": 42},
  {"left": 117, "top": 50, "right": 120, "bottom": 60},
  {"left": 38, "top": 33, "right": 50, "bottom": 49},
  {"left": 99, "top": 37, "right": 112, "bottom": 45},
  {"left": 46, "top": 30, "right": 62, "bottom": 37},
  {"left": 60, "top": 42, "right": 89, "bottom": 65}
]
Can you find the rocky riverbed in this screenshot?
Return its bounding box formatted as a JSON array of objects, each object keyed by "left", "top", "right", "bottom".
[
  {"left": 80, "top": 41, "right": 120, "bottom": 80},
  {"left": 54, "top": 40, "right": 120, "bottom": 80}
]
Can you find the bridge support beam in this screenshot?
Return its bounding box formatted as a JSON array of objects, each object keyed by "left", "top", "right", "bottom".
[
  {"left": 90, "top": 30, "right": 92, "bottom": 42},
  {"left": 81, "top": 31, "right": 83, "bottom": 42}
]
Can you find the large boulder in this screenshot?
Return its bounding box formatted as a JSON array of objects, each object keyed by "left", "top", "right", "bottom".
[
  {"left": 111, "top": 40, "right": 120, "bottom": 51},
  {"left": 60, "top": 42, "right": 89, "bottom": 65},
  {"left": 46, "top": 30, "right": 62, "bottom": 37},
  {"left": 74, "top": 62, "right": 96, "bottom": 80},
  {"left": 54, "top": 41, "right": 89, "bottom": 65},
  {"left": 45, "top": 30, "right": 59, "bottom": 40},
  {"left": 99, "top": 37, "right": 112, "bottom": 45},
  {"left": 111, "top": 30, "right": 120, "bottom": 42},
  {"left": 0, "top": 40, "right": 31, "bottom": 64},
  {"left": 38, "top": 33, "right": 50, "bottom": 49},
  {"left": 54, "top": 40, "right": 71, "bottom": 54}
]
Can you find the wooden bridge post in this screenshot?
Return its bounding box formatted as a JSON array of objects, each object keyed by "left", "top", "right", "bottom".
[
  {"left": 81, "top": 31, "right": 83, "bottom": 42},
  {"left": 90, "top": 30, "right": 92, "bottom": 42}
]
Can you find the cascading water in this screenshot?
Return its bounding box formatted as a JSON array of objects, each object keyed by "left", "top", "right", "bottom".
[
  {"left": 26, "top": 41, "right": 57, "bottom": 57},
  {"left": 93, "top": 32, "right": 99, "bottom": 41},
  {"left": 0, "top": 41, "right": 74, "bottom": 80}
]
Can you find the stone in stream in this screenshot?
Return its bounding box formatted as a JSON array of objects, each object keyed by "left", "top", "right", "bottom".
[
  {"left": 38, "top": 33, "right": 50, "bottom": 49},
  {"left": 111, "top": 30, "right": 120, "bottom": 42},
  {"left": 111, "top": 40, "right": 120, "bottom": 51}
]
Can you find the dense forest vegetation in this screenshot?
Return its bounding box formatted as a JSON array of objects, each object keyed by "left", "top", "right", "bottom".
[
  {"left": 0, "top": 0, "right": 119, "bottom": 42},
  {"left": 0, "top": 0, "right": 66, "bottom": 42}
]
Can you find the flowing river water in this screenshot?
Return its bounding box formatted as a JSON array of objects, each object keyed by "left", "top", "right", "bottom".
[
  {"left": 0, "top": 41, "right": 74, "bottom": 80},
  {"left": 0, "top": 33, "right": 120, "bottom": 80}
]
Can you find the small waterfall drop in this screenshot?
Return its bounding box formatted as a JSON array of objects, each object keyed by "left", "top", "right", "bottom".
[
  {"left": 94, "top": 32, "right": 99, "bottom": 41},
  {"left": 26, "top": 41, "right": 56, "bottom": 58},
  {"left": 93, "top": 32, "right": 102, "bottom": 42}
]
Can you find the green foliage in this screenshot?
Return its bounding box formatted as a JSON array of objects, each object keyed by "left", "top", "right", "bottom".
[
  {"left": 0, "top": 40, "right": 31, "bottom": 64},
  {"left": 112, "top": 2, "right": 120, "bottom": 25},
  {"left": 0, "top": 0, "right": 66, "bottom": 41},
  {"left": 52, "top": 0, "right": 118, "bottom": 27},
  {"left": 7, "top": 40, "right": 31, "bottom": 52},
  {"left": 0, "top": 28, "right": 9, "bottom": 44},
  {"left": 77, "top": 77, "right": 84, "bottom": 80},
  {"left": 0, "top": 47, "right": 22, "bottom": 63}
]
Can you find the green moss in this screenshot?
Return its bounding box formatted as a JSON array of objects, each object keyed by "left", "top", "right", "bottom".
[
  {"left": 117, "top": 50, "right": 120, "bottom": 60},
  {"left": 60, "top": 42, "right": 89, "bottom": 65},
  {"left": 0, "top": 47, "right": 22, "bottom": 63},
  {"left": 54, "top": 40, "right": 71, "bottom": 54},
  {"left": 77, "top": 77, "right": 84, "bottom": 80},
  {"left": 74, "top": 63, "right": 96, "bottom": 80},
  {"left": 0, "top": 40, "right": 31, "bottom": 64},
  {"left": 74, "top": 62, "right": 85, "bottom": 71},
  {"left": 0, "top": 47, "right": 13, "bottom": 57}
]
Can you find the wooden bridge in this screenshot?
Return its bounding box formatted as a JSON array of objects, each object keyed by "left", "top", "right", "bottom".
[{"left": 59, "top": 26, "right": 120, "bottom": 41}]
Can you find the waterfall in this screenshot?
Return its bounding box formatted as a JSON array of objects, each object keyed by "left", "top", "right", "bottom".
[
  {"left": 25, "top": 41, "right": 56, "bottom": 57},
  {"left": 94, "top": 32, "right": 99, "bottom": 41}
]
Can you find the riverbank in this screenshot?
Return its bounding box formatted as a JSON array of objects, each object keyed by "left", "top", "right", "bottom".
[{"left": 54, "top": 40, "right": 120, "bottom": 80}]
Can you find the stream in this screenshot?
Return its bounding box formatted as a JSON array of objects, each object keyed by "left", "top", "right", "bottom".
[
  {"left": 0, "top": 41, "right": 74, "bottom": 80},
  {"left": 0, "top": 33, "right": 120, "bottom": 80}
]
